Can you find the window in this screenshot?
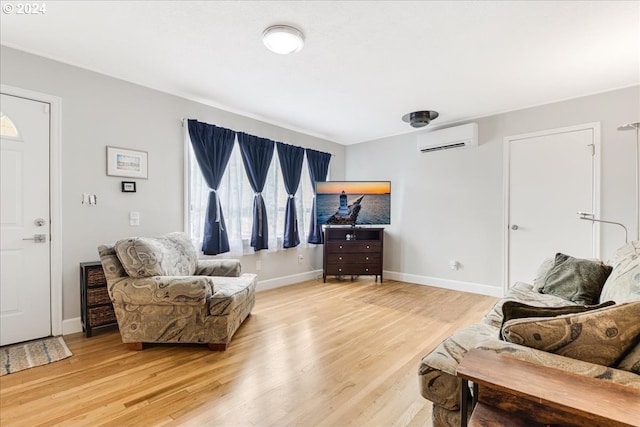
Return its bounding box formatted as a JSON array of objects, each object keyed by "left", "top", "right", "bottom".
[
  {"left": 0, "top": 113, "right": 19, "bottom": 138},
  {"left": 186, "top": 136, "right": 316, "bottom": 255}
]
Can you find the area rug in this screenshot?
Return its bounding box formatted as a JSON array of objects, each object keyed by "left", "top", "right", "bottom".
[{"left": 1, "top": 336, "right": 72, "bottom": 376}]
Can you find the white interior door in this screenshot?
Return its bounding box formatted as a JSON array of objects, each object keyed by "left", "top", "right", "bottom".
[
  {"left": 506, "top": 124, "right": 598, "bottom": 288},
  {"left": 1, "top": 94, "right": 51, "bottom": 346}
]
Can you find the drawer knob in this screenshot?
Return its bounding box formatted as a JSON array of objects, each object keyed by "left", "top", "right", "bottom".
[
  {"left": 366, "top": 245, "right": 370, "bottom": 249},
  {"left": 339, "top": 245, "right": 343, "bottom": 249},
  {"left": 365, "top": 256, "right": 369, "bottom": 260},
  {"left": 338, "top": 268, "right": 342, "bottom": 272},
  {"left": 365, "top": 268, "right": 369, "bottom": 272},
  {"left": 339, "top": 256, "right": 342, "bottom": 260}
]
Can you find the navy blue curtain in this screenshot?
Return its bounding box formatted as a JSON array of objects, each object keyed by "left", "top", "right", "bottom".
[
  {"left": 305, "top": 148, "right": 332, "bottom": 244},
  {"left": 238, "top": 133, "right": 275, "bottom": 251},
  {"left": 276, "top": 142, "right": 305, "bottom": 248},
  {"left": 188, "top": 120, "right": 236, "bottom": 255}
]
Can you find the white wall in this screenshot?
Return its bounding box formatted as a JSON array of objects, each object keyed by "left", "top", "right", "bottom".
[
  {"left": 0, "top": 46, "right": 346, "bottom": 325},
  {"left": 2, "top": 44, "right": 638, "bottom": 324},
  {"left": 346, "top": 86, "right": 639, "bottom": 295}
]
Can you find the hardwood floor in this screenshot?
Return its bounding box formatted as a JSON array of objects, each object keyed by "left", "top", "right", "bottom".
[{"left": 0, "top": 278, "right": 497, "bottom": 427}]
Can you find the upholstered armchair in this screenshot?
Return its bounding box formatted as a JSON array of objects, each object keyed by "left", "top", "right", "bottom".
[{"left": 97, "top": 232, "right": 257, "bottom": 350}]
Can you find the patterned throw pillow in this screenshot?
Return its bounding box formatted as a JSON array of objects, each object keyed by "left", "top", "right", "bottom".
[
  {"left": 539, "top": 253, "right": 612, "bottom": 305},
  {"left": 115, "top": 232, "right": 198, "bottom": 278},
  {"left": 499, "top": 300, "right": 615, "bottom": 340},
  {"left": 502, "top": 301, "right": 640, "bottom": 366}
]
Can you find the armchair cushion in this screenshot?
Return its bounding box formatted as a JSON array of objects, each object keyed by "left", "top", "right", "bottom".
[
  {"left": 115, "top": 232, "right": 197, "bottom": 278},
  {"left": 109, "top": 276, "right": 213, "bottom": 306},
  {"left": 196, "top": 259, "right": 241, "bottom": 277}
]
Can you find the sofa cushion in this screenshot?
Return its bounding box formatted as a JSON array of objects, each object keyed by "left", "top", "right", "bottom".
[
  {"left": 538, "top": 253, "right": 612, "bottom": 305},
  {"left": 115, "top": 232, "right": 198, "bottom": 278},
  {"left": 616, "top": 341, "right": 640, "bottom": 375},
  {"left": 499, "top": 300, "right": 615, "bottom": 340},
  {"left": 532, "top": 256, "right": 554, "bottom": 292},
  {"left": 483, "top": 282, "right": 581, "bottom": 329},
  {"left": 502, "top": 301, "right": 640, "bottom": 366},
  {"left": 600, "top": 241, "right": 640, "bottom": 304}
]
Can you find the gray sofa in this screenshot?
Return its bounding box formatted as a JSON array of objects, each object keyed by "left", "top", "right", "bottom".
[
  {"left": 98, "top": 232, "right": 257, "bottom": 350},
  {"left": 418, "top": 241, "right": 640, "bottom": 427}
]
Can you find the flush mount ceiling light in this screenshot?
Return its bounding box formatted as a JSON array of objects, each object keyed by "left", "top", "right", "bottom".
[
  {"left": 402, "top": 110, "right": 439, "bottom": 128},
  {"left": 262, "top": 25, "right": 304, "bottom": 54}
]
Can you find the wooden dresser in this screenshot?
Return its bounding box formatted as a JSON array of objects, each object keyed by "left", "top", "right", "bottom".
[
  {"left": 80, "top": 261, "right": 117, "bottom": 337},
  {"left": 323, "top": 227, "right": 384, "bottom": 283}
]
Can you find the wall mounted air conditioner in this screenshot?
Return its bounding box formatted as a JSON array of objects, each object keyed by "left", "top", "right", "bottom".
[{"left": 417, "top": 122, "right": 478, "bottom": 153}]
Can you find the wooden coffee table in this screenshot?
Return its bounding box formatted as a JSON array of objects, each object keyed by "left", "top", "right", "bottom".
[{"left": 456, "top": 348, "right": 640, "bottom": 427}]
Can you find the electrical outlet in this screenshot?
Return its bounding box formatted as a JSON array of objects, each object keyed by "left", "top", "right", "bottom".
[
  {"left": 129, "top": 211, "right": 140, "bottom": 226},
  {"left": 298, "top": 254, "right": 304, "bottom": 264},
  {"left": 449, "top": 260, "right": 459, "bottom": 270},
  {"left": 256, "top": 260, "right": 262, "bottom": 271}
]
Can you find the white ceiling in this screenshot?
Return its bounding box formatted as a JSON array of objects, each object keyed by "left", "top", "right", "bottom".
[{"left": 1, "top": 1, "right": 638, "bottom": 145}]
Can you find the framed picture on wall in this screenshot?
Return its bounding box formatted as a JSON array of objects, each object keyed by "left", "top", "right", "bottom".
[{"left": 106, "top": 146, "right": 148, "bottom": 179}]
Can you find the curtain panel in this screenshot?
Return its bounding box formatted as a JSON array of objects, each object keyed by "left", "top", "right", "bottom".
[
  {"left": 276, "top": 142, "right": 305, "bottom": 248},
  {"left": 187, "top": 120, "right": 236, "bottom": 255},
  {"left": 305, "top": 148, "right": 332, "bottom": 244},
  {"left": 237, "top": 132, "right": 275, "bottom": 251}
]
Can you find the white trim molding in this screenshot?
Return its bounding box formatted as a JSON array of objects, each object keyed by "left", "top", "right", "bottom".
[
  {"left": 1, "top": 84, "right": 63, "bottom": 337},
  {"left": 256, "top": 270, "right": 323, "bottom": 292},
  {"left": 383, "top": 270, "right": 504, "bottom": 298}
]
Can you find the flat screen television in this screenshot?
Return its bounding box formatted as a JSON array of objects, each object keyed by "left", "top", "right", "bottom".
[{"left": 316, "top": 181, "right": 391, "bottom": 226}]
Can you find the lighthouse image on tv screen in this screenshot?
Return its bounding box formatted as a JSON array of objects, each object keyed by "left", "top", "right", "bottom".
[{"left": 316, "top": 181, "right": 391, "bottom": 226}]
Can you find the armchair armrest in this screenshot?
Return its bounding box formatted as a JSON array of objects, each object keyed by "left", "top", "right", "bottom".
[
  {"left": 108, "top": 276, "right": 214, "bottom": 306},
  {"left": 195, "top": 259, "right": 241, "bottom": 277}
]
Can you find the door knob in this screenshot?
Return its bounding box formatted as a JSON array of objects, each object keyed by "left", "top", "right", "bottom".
[
  {"left": 23, "top": 234, "right": 46, "bottom": 243},
  {"left": 511, "top": 225, "right": 519, "bottom": 230}
]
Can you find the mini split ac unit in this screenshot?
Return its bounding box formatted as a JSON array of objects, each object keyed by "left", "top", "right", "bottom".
[{"left": 417, "top": 122, "right": 478, "bottom": 153}]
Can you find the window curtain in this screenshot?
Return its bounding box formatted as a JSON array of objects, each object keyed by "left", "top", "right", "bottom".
[
  {"left": 305, "top": 148, "right": 332, "bottom": 244},
  {"left": 276, "top": 142, "right": 305, "bottom": 248},
  {"left": 237, "top": 132, "right": 275, "bottom": 251},
  {"left": 187, "top": 120, "right": 236, "bottom": 255}
]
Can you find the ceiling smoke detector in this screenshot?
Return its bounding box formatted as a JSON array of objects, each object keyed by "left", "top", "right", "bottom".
[{"left": 402, "top": 110, "right": 439, "bottom": 128}]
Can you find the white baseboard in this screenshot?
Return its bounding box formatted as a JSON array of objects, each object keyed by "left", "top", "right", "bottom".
[
  {"left": 62, "top": 317, "right": 83, "bottom": 335},
  {"left": 384, "top": 270, "right": 504, "bottom": 298},
  {"left": 256, "top": 269, "right": 323, "bottom": 292}
]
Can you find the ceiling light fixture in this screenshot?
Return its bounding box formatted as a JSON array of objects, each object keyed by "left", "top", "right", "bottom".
[
  {"left": 262, "top": 25, "right": 304, "bottom": 55},
  {"left": 402, "top": 110, "right": 439, "bottom": 128}
]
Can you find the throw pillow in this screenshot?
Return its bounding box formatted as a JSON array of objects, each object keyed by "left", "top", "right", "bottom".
[
  {"left": 532, "top": 257, "right": 554, "bottom": 292},
  {"left": 599, "top": 241, "right": 640, "bottom": 304},
  {"left": 499, "top": 300, "right": 615, "bottom": 340},
  {"left": 539, "top": 253, "right": 613, "bottom": 305},
  {"left": 115, "top": 232, "right": 198, "bottom": 278},
  {"left": 501, "top": 301, "right": 640, "bottom": 366}
]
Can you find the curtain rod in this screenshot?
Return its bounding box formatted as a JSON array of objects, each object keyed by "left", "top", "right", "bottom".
[{"left": 181, "top": 117, "right": 334, "bottom": 156}]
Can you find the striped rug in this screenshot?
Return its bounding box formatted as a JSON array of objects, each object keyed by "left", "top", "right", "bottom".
[{"left": 1, "top": 336, "right": 72, "bottom": 376}]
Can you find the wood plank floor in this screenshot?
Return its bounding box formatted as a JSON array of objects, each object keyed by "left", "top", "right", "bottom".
[{"left": 0, "top": 278, "right": 497, "bottom": 427}]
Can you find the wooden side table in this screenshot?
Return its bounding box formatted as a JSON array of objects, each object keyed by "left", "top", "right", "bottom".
[
  {"left": 80, "top": 261, "right": 118, "bottom": 337},
  {"left": 456, "top": 348, "right": 640, "bottom": 427}
]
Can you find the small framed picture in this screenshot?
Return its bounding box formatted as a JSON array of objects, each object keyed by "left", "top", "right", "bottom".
[
  {"left": 107, "top": 146, "right": 148, "bottom": 179},
  {"left": 121, "top": 181, "right": 136, "bottom": 193}
]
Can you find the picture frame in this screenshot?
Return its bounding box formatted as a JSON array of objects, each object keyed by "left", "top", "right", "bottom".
[
  {"left": 106, "top": 146, "right": 148, "bottom": 179},
  {"left": 121, "top": 181, "right": 136, "bottom": 193}
]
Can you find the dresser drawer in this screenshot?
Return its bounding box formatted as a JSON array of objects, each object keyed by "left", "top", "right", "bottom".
[
  {"left": 326, "top": 253, "right": 381, "bottom": 264},
  {"left": 326, "top": 241, "right": 381, "bottom": 253},
  {"left": 326, "top": 263, "right": 381, "bottom": 276}
]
